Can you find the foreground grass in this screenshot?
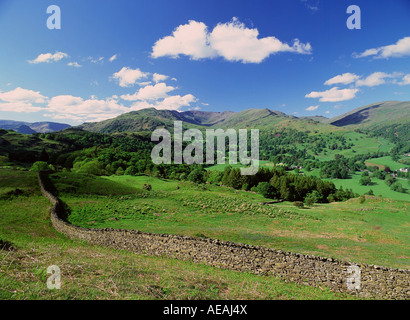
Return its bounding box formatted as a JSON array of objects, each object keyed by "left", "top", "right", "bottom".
[
  {"left": 55, "top": 173, "right": 410, "bottom": 270},
  {"left": 0, "top": 169, "right": 354, "bottom": 300}
]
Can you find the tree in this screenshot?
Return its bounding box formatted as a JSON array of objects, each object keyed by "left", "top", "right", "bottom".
[
  {"left": 391, "top": 182, "right": 405, "bottom": 193},
  {"left": 115, "top": 167, "right": 125, "bottom": 176},
  {"left": 257, "top": 182, "right": 277, "bottom": 199},
  {"left": 359, "top": 175, "right": 371, "bottom": 186},
  {"left": 187, "top": 169, "right": 205, "bottom": 184},
  {"left": 30, "top": 161, "right": 51, "bottom": 172},
  {"left": 124, "top": 166, "right": 138, "bottom": 176},
  {"left": 304, "top": 191, "right": 320, "bottom": 206}
]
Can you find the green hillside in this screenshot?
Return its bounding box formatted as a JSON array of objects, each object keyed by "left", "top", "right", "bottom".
[{"left": 328, "top": 101, "right": 410, "bottom": 129}]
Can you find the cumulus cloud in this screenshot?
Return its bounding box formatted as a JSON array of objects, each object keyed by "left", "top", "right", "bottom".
[
  {"left": 324, "top": 73, "right": 360, "bottom": 86},
  {"left": 121, "top": 83, "right": 176, "bottom": 101},
  {"left": 130, "top": 94, "right": 197, "bottom": 112},
  {"left": 153, "top": 73, "right": 169, "bottom": 83},
  {"left": 355, "top": 72, "right": 399, "bottom": 87},
  {"left": 47, "top": 95, "right": 128, "bottom": 122},
  {"left": 306, "top": 105, "right": 319, "bottom": 111},
  {"left": 353, "top": 37, "right": 410, "bottom": 59},
  {"left": 0, "top": 87, "right": 48, "bottom": 113},
  {"left": 29, "top": 52, "right": 69, "bottom": 64},
  {"left": 151, "top": 20, "right": 216, "bottom": 60},
  {"left": 152, "top": 18, "right": 312, "bottom": 63},
  {"left": 399, "top": 74, "right": 410, "bottom": 85},
  {"left": 112, "top": 67, "right": 149, "bottom": 87},
  {"left": 305, "top": 87, "right": 358, "bottom": 102},
  {"left": 0, "top": 87, "right": 48, "bottom": 104}
]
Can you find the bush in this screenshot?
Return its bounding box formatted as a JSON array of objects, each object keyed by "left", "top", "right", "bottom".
[
  {"left": 390, "top": 182, "right": 406, "bottom": 193},
  {"left": 293, "top": 201, "right": 304, "bottom": 208},
  {"left": 359, "top": 195, "right": 366, "bottom": 204},
  {"left": 187, "top": 169, "right": 205, "bottom": 184},
  {"left": 142, "top": 184, "right": 152, "bottom": 191},
  {"left": 359, "top": 175, "right": 371, "bottom": 186},
  {"left": 30, "top": 161, "right": 52, "bottom": 172},
  {"left": 124, "top": 166, "right": 138, "bottom": 176}
]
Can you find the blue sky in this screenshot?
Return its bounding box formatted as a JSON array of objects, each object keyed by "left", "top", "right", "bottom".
[{"left": 0, "top": 0, "right": 409, "bottom": 125}]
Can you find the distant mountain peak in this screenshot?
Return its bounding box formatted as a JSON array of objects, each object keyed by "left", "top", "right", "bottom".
[{"left": 0, "top": 120, "right": 71, "bottom": 134}]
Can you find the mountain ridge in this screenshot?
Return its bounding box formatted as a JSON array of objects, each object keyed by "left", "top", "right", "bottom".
[{"left": 0, "top": 120, "right": 71, "bottom": 134}]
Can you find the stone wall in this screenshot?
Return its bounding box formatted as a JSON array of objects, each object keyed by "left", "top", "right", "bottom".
[{"left": 38, "top": 172, "right": 409, "bottom": 300}]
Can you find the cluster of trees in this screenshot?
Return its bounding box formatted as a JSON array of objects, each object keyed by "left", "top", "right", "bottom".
[
  {"left": 203, "top": 166, "right": 357, "bottom": 204},
  {"left": 259, "top": 130, "right": 357, "bottom": 166},
  {"left": 360, "top": 166, "right": 408, "bottom": 193}
]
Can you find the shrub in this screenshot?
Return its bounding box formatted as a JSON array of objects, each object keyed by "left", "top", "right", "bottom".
[
  {"left": 359, "top": 176, "right": 371, "bottom": 186},
  {"left": 293, "top": 201, "right": 304, "bottom": 208},
  {"left": 359, "top": 195, "right": 366, "bottom": 204},
  {"left": 30, "top": 161, "right": 52, "bottom": 172},
  {"left": 187, "top": 169, "right": 205, "bottom": 184},
  {"left": 142, "top": 183, "right": 152, "bottom": 191}
]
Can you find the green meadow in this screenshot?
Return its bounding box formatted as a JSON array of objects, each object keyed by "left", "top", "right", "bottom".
[
  {"left": 0, "top": 169, "right": 357, "bottom": 300},
  {"left": 51, "top": 173, "right": 409, "bottom": 270}
]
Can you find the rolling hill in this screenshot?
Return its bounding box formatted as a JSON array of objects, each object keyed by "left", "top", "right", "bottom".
[
  {"left": 0, "top": 120, "right": 71, "bottom": 134},
  {"left": 78, "top": 107, "right": 341, "bottom": 134},
  {"left": 327, "top": 101, "right": 410, "bottom": 129}
]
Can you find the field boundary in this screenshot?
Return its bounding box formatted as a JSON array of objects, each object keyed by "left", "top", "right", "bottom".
[{"left": 38, "top": 171, "right": 409, "bottom": 300}]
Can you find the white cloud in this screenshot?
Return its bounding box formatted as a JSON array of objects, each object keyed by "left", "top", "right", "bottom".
[
  {"left": 0, "top": 87, "right": 48, "bottom": 104},
  {"left": 112, "top": 67, "right": 149, "bottom": 87},
  {"left": 305, "top": 87, "right": 358, "bottom": 102},
  {"left": 29, "top": 52, "right": 68, "bottom": 64},
  {"left": 152, "top": 73, "right": 169, "bottom": 83},
  {"left": 306, "top": 105, "right": 319, "bottom": 111},
  {"left": 209, "top": 18, "right": 311, "bottom": 63},
  {"left": 67, "top": 62, "right": 82, "bottom": 68},
  {"left": 88, "top": 56, "right": 104, "bottom": 64},
  {"left": 324, "top": 73, "right": 360, "bottom": 86},
  {"left": 354, "top": 37, "right": 410, "bottom": 59},
  {"left": 121, "top": 83, "right": 176, "bottom": 101},
  {"left": 130, "top": 94, "right": 197, "bottom": 112},
  {"left": 47, "top": 95, "right": 128, "bottom": 123},
  {"left": 109, "top": 54, "right": 118, "bottom": 62},
  {"left": 399, "top": 74, "right": 410, "bottom": 85},
  {"left": 151, "top": 20, "right": 216, "bottom": 60},
  {"left": 355, "top": 72, "right": 398, "bottom": 87},
  {"left": 0, "top": 101, "right": 47, "bottom": 113},
  {"left": 152, "top": 18, "right": 312, "bottom": 63},
  {"left": 0, "top": 87, "right": 48, "bottom": 113}
]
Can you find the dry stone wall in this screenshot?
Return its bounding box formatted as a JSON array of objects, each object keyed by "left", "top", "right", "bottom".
[{"left": 38, "top": 172, "right": 409, "bottom": 300}]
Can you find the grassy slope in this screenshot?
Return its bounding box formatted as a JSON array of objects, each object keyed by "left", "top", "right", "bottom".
[
  {"left": 54, "top": 174, "right": 409, "bottom": 270},
  {"left": 328, "top": 101, "right": 410, "bottom": 129},
  {"left": 0, "top": 169, "right": 353, "bottom": 300}
]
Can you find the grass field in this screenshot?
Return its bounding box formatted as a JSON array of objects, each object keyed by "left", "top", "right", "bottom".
[
  {"left": 47, "top": 173, "right": 410, "bottom": 270},
  {"left": 329, "top": 172, "right": 409, "bottom": 201},
  {"left": 0, "top": 169, "right": 357, "bottom": 300},
  {"left": 299, "top": 169, "right": 409, "bottom": 202},
  {"left": 365, "top": 156, "right": 409, "bottom": 171}
]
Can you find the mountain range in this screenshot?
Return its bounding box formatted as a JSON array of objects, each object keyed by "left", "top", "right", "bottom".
[
  {"left": 1, "top": 100, "right": 408, "bottom": 135},
  {"left": 78, "top": 100, "right": 410, "bottom": 134},
  {"left": 0, "top": 120, "right": 71, "bottom": 134}
]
